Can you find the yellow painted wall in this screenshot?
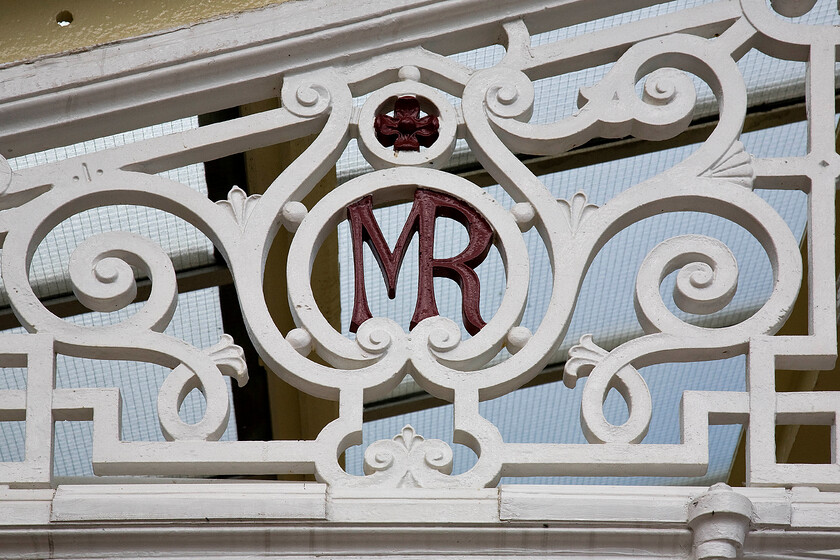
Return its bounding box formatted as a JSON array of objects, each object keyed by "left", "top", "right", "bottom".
[{"left": 0, "top": 1, "right": 288, "bottom": 64}]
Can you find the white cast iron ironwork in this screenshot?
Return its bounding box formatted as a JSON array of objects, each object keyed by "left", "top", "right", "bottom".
[{"left": 0, "top": 0, "right": 836, "bottom": 496}]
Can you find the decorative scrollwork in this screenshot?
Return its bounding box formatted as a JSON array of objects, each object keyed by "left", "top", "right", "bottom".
[
  {"left": 644, "top": 67, "right": 696, "bottom": 109},
  {"left": 0, "top": 0, "right": 831, "bottom": 492},
  {"left": 68, "top": 231, "right": 178, "bottom": 331},
  {"left": 635, "top": 235, "right": 740, "bottom": 334},
  {"left": 281, "top": 75, "right": 334, "bottom": 118},
  {"left": 363, "top": 425, "right": 454, "bottom": 487},
  {"left": 355, "top": 317, "right": 398, "bottom": 355},
  {"left": 484, "top": 68, "right": 534, "bottom": 121},
  {"left": 158, "top": 334, "right": 246, "bottom": 441},
  {"left": 565, "top": 335, "right": 652, "bottom": 444}
]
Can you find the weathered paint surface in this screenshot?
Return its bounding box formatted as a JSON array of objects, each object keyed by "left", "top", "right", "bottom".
[{"left": 0, "top": 0, "right": 288, "bottom": 64}]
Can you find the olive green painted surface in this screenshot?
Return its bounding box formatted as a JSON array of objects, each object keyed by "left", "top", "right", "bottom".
[{"left": 0, "top": 0, "right": 289, "bottom": 64}]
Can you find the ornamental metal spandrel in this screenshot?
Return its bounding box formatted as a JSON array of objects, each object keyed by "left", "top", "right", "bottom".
[{"left": 0, "top": 0, "right": 837, "bottom": 491}]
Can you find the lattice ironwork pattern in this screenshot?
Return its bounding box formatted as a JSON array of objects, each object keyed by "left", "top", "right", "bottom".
[{"left": 0, "top": 0, "right": 837, "bottom": 490}]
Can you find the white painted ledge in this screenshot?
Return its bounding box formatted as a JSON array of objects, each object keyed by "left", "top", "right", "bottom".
[
  {"left": 2, "top": 483, "right": 840, "bottom": 559},
  {"left": 0, "top": 486, "right": 54, "bottom": 526},
  {"left": 789, "top": 486, "right": 840, "bottom": 529},
  {"left": 499, "top": 485, "right": 793, "bottom": 527},
  {"left": 1, "top": 483, "right": 836, "bottom": 526},
  {"left": 51, "top": 481, "right": 326, "bottom": 522},
  {"left": 327, "top": 487, "right": 499, "bottom": 523}
]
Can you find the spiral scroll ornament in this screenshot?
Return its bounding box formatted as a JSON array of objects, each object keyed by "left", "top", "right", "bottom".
[
  {"left": 68, "top": 231, "right": 178, "bottom": 331},
  {"left": 635, "top": 235, "right": 739, "bottom": 334},
  {"left": 484, "top": 68, "right": 535, "bottom": 121},
  {"left": 281, "top": 74, "right": 334, "bottom": 118}
]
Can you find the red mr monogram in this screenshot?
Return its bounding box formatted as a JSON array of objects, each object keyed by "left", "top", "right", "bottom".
[{"left": 347, "top": 189, "right": 494, "bottom": 336}]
